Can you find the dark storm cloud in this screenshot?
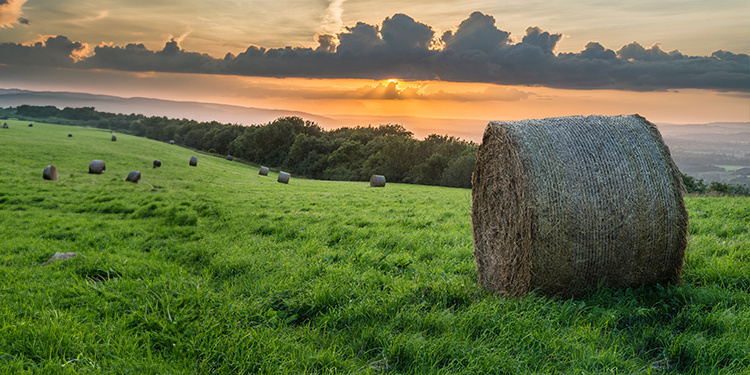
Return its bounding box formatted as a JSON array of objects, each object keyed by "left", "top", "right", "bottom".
[
  {"left": 17, "top": 16, "right": 28, "bottom": 24},
  {"left": 1, "top": 12, "right": 747, "bottom": 92},
  {"left": 0, "top": 35, "right": 85, "bottom": 66},
  {"left": 81, "top": 38, "right": 219, "bottom": 73}
]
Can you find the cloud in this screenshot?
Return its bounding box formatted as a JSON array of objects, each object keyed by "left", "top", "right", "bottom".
[
  {"left": 0, "top": 11, "right": 747, "bottom": 93},
  {"left": 0, "top": 35, "right": 87, "bottom": 66},
  {"left": 320, "top": 0, "right": 346, "bottom": 35},
  {"left": 0, "top": 0, "right": 26, "bottom": 28}
]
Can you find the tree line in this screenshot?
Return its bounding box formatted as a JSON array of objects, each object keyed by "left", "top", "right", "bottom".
[
  {"left": 1, "top": 105, "right": 476, "bottom": 188},
  {"left": 681, "top": 174, "right": 749, "bottom": 196}
]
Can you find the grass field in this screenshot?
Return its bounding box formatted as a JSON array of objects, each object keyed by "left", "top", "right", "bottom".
[{"left": 1, "top": 120, "right": 748, "bottom": 374}]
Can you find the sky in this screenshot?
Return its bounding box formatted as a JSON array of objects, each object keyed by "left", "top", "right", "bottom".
[{"left": 1, "top": 0, "right": 748, "bottom": 141}]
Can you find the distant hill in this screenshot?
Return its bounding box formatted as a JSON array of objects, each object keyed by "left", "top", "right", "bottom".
[{"left": 0, "top": 88, "right": 337, "bottom": 127}]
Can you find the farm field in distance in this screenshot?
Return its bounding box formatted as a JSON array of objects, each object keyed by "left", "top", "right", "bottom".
[{"left": 0, "top": 121, "right": 748, "bottom": 374}]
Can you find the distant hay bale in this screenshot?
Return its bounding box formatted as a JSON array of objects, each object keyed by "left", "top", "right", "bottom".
[
  {"left": 43, "top": 165, "right": 58, "bottom": 181},
  {"left": 88, "top": 160, "right": 106, "bottom": 174},
  {"left": 278, "top": 171, "right": 291, "bottom": 184},
  {"left": 370, "top": 175, "right": 386, "bottom": 187},
  {"left": 125, "top": 171, "right": 141, "bottom": 183},
  {"left": 111, "top": 135, "right": 117, "bottom": 141},
  {"left": 153, "top": 159, "right": 161, "bottom": 168},
  {"left": 471, "top": 114, "right": 688, "bottom": 297},
  {"left": 189, "top": 156, "right": 197, "bottom": 166},
  {"left": 169, "top": 140, "right": 175, "bottom": 145},
  {"left": 226, "top": 155, "right": 234, "bottom": 161},
  {"left": 259, "top": 166, "right": 269, "bottom": 176}
]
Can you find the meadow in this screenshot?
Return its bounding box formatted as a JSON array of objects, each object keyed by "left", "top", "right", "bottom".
[{"left": 0, "top": 121, "right": 748, "bottom": 374}]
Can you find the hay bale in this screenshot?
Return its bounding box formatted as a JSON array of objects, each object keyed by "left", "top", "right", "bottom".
[
  {"left": 111, "top": 135, "right": 117, "bottom": 141},
  {"left": 278, "top": 171, "right": 291, "bottom": 184},
  {"left": 471, "top": 114, "right": 688, "bottom": 297},
  {"left": 226, "top": 155, "right": 234, "bottom": 161},
  {"left": 153, "top": 159, "right": 161, "bottom": 168},
  {"left": 88, "top": 160, "right": 106, "bottom": 174},
  {"left": 126, "top": 171, "right": 141, "bottom": 183},
  {"left": 170, "top": 140, "right": 175, "bottom": 145},
  {"left": 370, "top": 175, "right": 386, "bottom": 187},
  {"left": 259, "top": 166, "right": 269, "bottom": 176},
  {"left": 43, "top": 165, "right": 58, "bottom": 181},
  {"left": 189, "top": 156, "right": 198, "bottom": 166}
]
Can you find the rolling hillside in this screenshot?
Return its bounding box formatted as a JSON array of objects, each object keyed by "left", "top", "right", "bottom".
[{"left": 0, "top": 121, "right": 748, "bottom": 373}]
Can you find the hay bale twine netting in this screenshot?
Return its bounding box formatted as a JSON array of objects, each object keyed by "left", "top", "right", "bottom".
[
  {"left": 88, "top": 160, "right": 106, "bottom": 174},
  {"left": 189, "top": 156, "right": 198, "bottom": 166},
  {"left": 153, "top": 159, "right": 161, "bottom": 168},
  {"left": 278, "top": 171, "right": 291, "bottom": 184},
  {"left": 125, "top": 171, "right": 141, "bottom": 183},
  {"left": 43, "top": 165, "right": 58, "bottom": 181},
  {"left": 370, "top": 174, "right": 386, "bottom": 187},
  {"left": 259, "top": 166, "right": 269, "bottom": 176},
  {"left": 471, "top": 114, "right": 688, "bottom": 297}
]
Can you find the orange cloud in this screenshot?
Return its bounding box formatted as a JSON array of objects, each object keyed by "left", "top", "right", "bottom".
[{"left": 0, "top": 0, "right": 26, "bottom": 28}]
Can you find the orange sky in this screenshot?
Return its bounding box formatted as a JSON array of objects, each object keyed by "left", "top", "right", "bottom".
[{"left": 1, "top": 1, "right": 748, "bottom": 141}]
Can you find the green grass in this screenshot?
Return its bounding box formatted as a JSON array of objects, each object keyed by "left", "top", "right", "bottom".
[{"left": 1, "top": 120, "right": 749, "bottom": 374}]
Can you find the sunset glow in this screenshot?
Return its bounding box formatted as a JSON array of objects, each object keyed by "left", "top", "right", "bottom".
[{"left": 0, "top": 1, "right": 747, "bottom": 140}]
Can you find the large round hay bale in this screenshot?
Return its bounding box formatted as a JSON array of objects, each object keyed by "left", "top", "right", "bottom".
[
  {"left": 259, "top": 166, "right": 269, "bottom": 176},
  {"left": 88, "top": 160, "right": 106, "bottom": 174},
  {"left": 111, "top": 135, "right": 117, "bottom": 141},
  {"left": 125, "top": 171, "right": 141, "bottom": 183},
  {"left": 370, "top": 175, "right": 386, "bottom": 187},
  {"left": 153, "top": 159, "right": 161, "bottom": 168},
  {"left": 278, "top": 171, "right": 291, "bottom": 184},
  {"left": 43, "top": 165, "right": 58, "bottom": 181},
  {"left": 226, "top": 155, "right": 234, "bottom": 161},
  {"left": 189, "top": 156, "right": 198, "bottom": 166},
  {"left": 471, "top": 114, "right": 688, "bottom": 297}
]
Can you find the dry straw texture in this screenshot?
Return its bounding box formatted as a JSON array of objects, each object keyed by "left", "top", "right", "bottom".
[
  {"left": 88, "top": 160, "right": 106, "bottom": 174},
  {"left": 370, "top": 175, "right": 386, "bottom": 187},
  {"left": 189, "top": 156, "right": 198, "bottom": 166},
  {"left": 43, "top": 165, "right": 58, "bottom": 181},
  {"left": 259, "top": 166, "right": 269, "bottom": 176},
  {"left": 471, "top": 115, "right": 688, "bottom": 297},
  {"left": 278, "top": 171, "right": 291, "bottom": 184},
  {"left": 126, "top": 171, "right": 141, "bottom": 183}
]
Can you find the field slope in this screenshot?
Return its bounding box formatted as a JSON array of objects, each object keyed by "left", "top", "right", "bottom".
[{"left": 1, "top": 121, "right": 748, "bottom": 374}]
